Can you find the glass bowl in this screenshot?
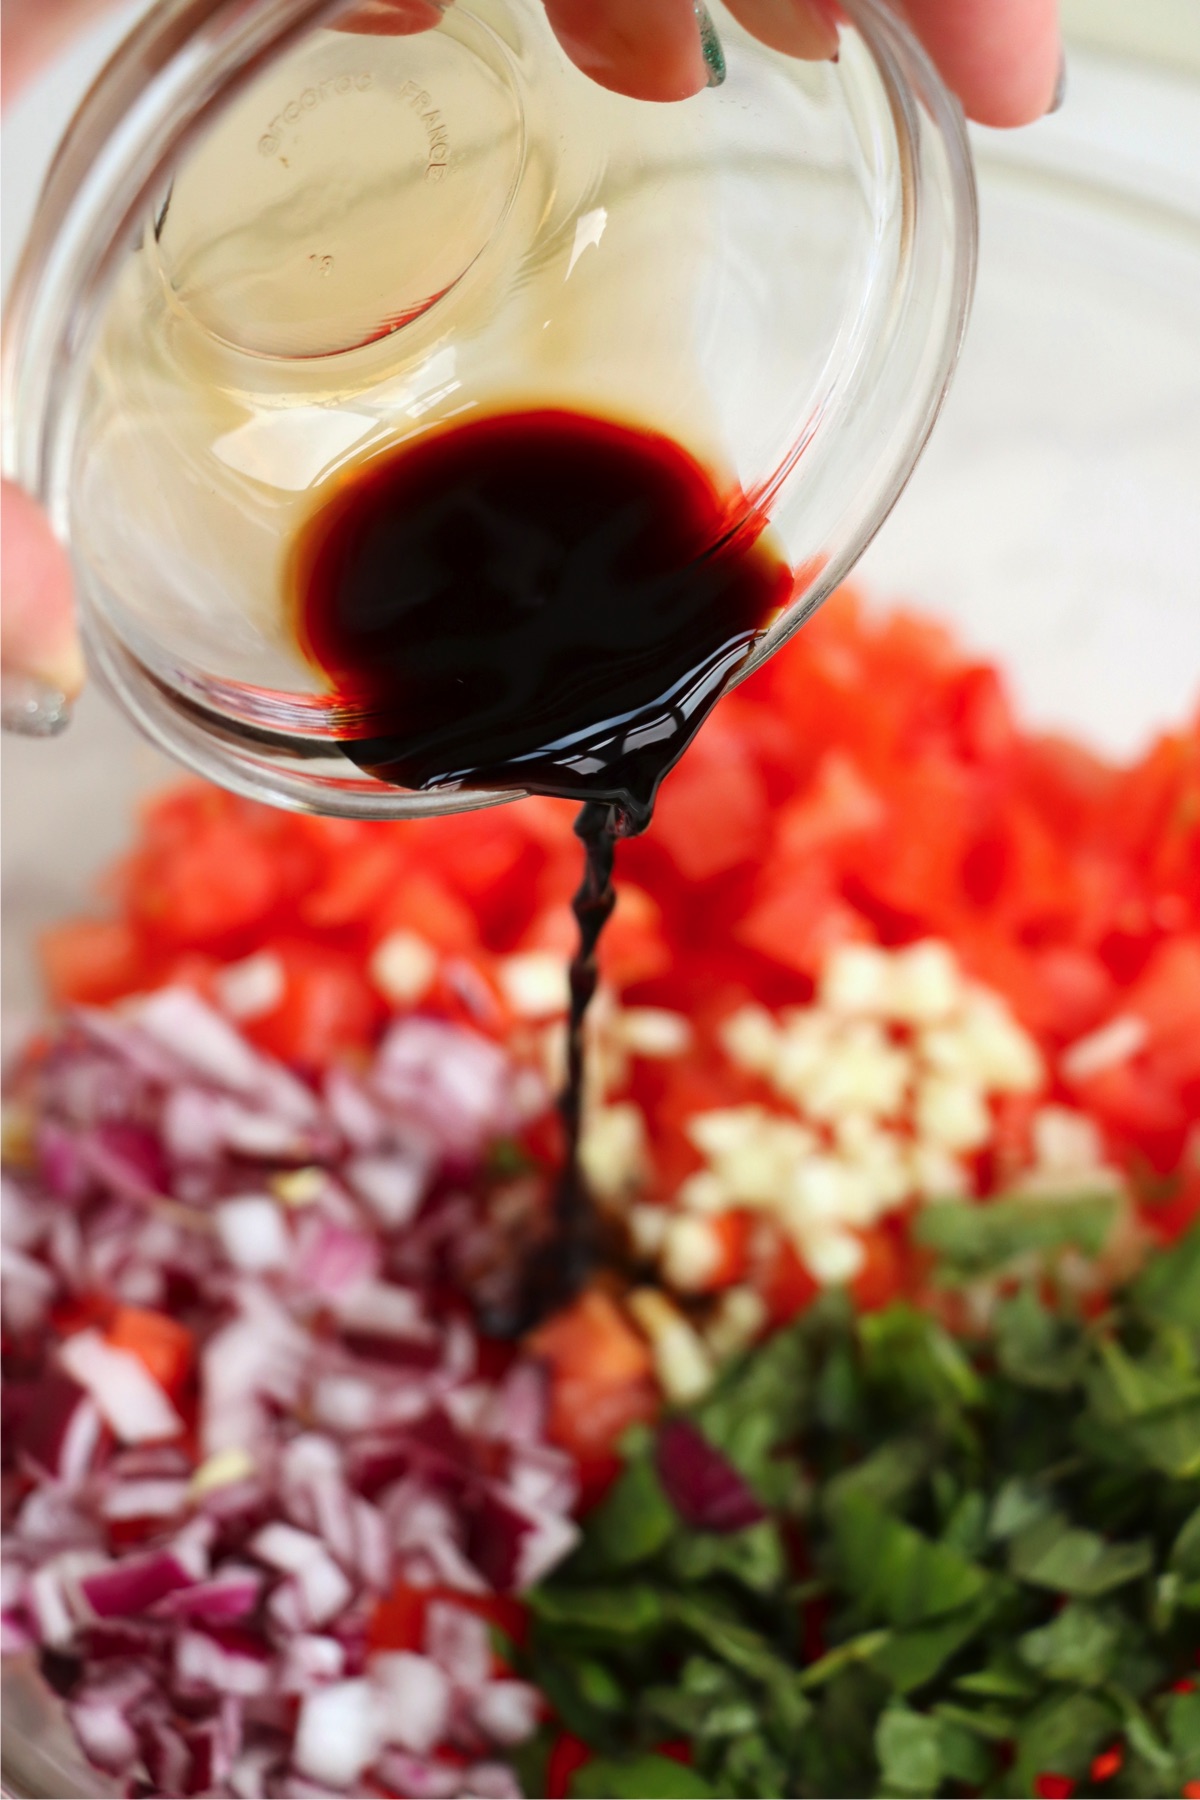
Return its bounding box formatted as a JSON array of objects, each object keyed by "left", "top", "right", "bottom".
[{"left": 3, "top": 0, "right": 975, "bottom": 818}]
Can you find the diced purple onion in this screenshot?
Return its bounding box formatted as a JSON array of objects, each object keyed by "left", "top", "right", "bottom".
[{"left": 655, "top": 1416, "right": 767, "bottom": 1533}]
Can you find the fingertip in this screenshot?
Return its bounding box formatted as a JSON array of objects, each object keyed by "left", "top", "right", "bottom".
[
  {"left": 900, "top": 0, "right": 1061, "bottom": 128},
  {"left": 330, "top": 0, "right": 446, "bottom": 38},
  {"left": 1, "top": 479, "right": 85, "bottom": 700},
  {"left": 722, "top": 0, "right": 839, "bottom": 63},
  {"left": 543, "top": 0, "right": 709, "bottom": 102}
]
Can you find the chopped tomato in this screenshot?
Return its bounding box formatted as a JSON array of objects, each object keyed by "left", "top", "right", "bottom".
[
  {"left": 40, "top": 919, "right": 147, "bottom": 1007},
  {"left": 1125, "top": 936, "right": 1200, "bottom": 1092},
  {"left": 850, "top": 1227, "right": 906, "bottom": 1314},
  {"left": 692, "top": 1211, "right": 752, "bottom": 1292},
  {"left": 546, "top": 1733, "right": 593, "bottom": 1800},
  {"left": 1034, "top": 1777, "right": 1075, "bottom": 1800},
  {"left": 122, "top": 794, "right": 303, "bottom": 948},
  {"left": 736, "top": 860, "right": 869, "bottom": 977},
  {"left": 772, "top": 750, "right": 886, "bottom": 862},
  {"left": 760, "top": 1239, "right": 821, "bottom": 1327},
  {"left": 370, "top": 869, "right": 480, "bottom": 957},
  {"left": 1089, "top": 1746, "right": 1123, "bottom": 1784},
  {"left": 106, "top": 1307, "right": 193, "bottom": 1398},
  {"left": 368, "top": 1581, "right": 526, "bottom": 1668},
  {"left": 528, "top": 1291, "right": 653, "bottom": 1390},
  {"left": 528, "top": 1291, "right": 658, "bottom": 1492},
  {"left": 603, "top": 884, "right": 673, "bottom": 989},
  {"left": 244, "top": 941, "right": 380, "bottom": 1067},
  {"left": 652, "top": 716, "right": 770, "bottom": 881},
  {"left": 299, "top": 832, "right": 407, "bottom": 928}
]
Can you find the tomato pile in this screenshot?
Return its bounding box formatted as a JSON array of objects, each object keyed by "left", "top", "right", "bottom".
[{"left": 42, "top": 587, "right": 1200, "bottom": 1246}]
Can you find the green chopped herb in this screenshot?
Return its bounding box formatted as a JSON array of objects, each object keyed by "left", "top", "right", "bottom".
[
  {"left": 516, "top": 1227, "right": 1200, "bottom": 1798},
  {"left": 912, "top": 1190, "right": 1118, "bottom": 1277}
]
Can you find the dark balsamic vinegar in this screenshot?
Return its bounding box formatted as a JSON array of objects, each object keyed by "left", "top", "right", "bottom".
[{"left": 293, "top": 409, "right": 792, "bottom": 1317}]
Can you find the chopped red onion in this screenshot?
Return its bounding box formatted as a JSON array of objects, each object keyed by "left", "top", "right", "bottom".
[
  {"left": 81, "top": 1547, "right": 200, "bottom": 1618},
  {"left": 291, "top": 1214, "right": 379, "bottom": 1299},
  {"left": 157, "top": 1567, "right": 263, "bottom": 1625},
  {"left": 67, "top": 1695, "right": 141, "bottom": 1774},
  {"left": 346, "top": 1151, "right": 430, "bottom": 1229},
  {"left": 471, "top": 1680, "right": 542, "bottom": 1747},
  {"left": 59, "top": 1329, "right": 183, "bottom": 1444},
  {"left": 278, "top": 1631, "right": 345, "bottom": 1694},
  {"left": 465, "top": 1761, "right": 526, "bottom": 1799},
  {"left": 175, "top": 1626, "right": 275, "bottom": 1698},
  {"left": 10, "top": 1373, "right": 103, "bottom": 1483},
  {"left": 373, "top": 1750, "right": 465, "bottom": 1799},
  {"left": 370, "top": 1649, "right": 452, "bottom": 1755},
  {"left": 293, "top": 1677, "right": 381, "bottom": 1789},
  {"left": 487, "top": 1362, "right": 549, "bottom": 1448},
  {"left": 1, "top": 1245, "right": 57, "bottom": 1332},
  {"left": 100, "top": 1477, "right": 190, "bottom": 1521},
  {"left": 424, "top": 1600, "right": 493, "bottom": 1694},
  {"left": 655, "top": 1416, "right": 767, "bottom": 1534},
  {"left": 216, "top": 1196, "right": 290, "bottom": 1273},
  {"left": 4, "top": 990, "right": 583, "bottom": 1797}
]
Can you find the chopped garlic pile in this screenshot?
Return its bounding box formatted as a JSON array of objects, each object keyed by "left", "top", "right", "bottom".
[{"left": 639, "top": 941, "right": 1120, "bottom": 1303}]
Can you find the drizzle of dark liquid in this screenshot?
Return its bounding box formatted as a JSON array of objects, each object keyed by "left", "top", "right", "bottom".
[{"left": 293, "top": 410, "right": 792, "bottom": 1321}]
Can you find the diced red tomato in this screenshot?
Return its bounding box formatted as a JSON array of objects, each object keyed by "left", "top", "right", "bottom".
[
  {"left": 760, "top": 1238, "right": 821, "bottom": 1327},
  {"left": 1069, "top": 1060, "right": 1190, "bottom": 1175},
  {"left": 106, "top": 1307, "right": 194, "bottom": 1398},
  {"left": 695, "top": 1211, "right": 752, "bottom": 1292},
  {"left": 603, "top": 884, "right": 673, "bottom": 990},
  {"left": 528, "top": 1292, "right": 658, "bottom": 1495},
  {"left": 850, "top": 1228, "right": 906, "bottom": 1314},
  {"left": 1125, "top": 937, "right": 1200, "bottom": 1091},
  {"left": 1089, "top": 1746, "right": 1123, "bottom": 1784},
  {"left": 528, "top": 1291, "right": 654, "bottom": 1391},
  {"left": 370, "top": 869, "right": 481, "bottom": 957},
  {"left": 123, "top": 803, "right": 298, "bottom": 948},
  {"left": 299, "top": 832, "right": 407, "bottom": 928},
  {"left": 652, "top": 716, "right": 770, "bottom": 881},
  {"left": 368, "top": 1581, "right": 526, "bottom": 1668},
  {"left": 40, "top": 919, "right": 147, "bottom": 1007},
  {"left": 545, "top": 1733, "right": 593, "bottom": 1800},
  {"left": 772, "top": 750, "right": 886, "bottom": 862},
  {"left": 243, "top": 941, "right": 380, "bottom": 1068},
  {"left": 736, "top": 860, "right": 870, "bottom": 977}
]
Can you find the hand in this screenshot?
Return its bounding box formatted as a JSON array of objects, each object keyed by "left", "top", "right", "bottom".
[
  {"left": 1, "top": 0, "right": 1061, "bottom": 736},
  {"left": 539, "top": 0, "right": 1062, "bottom": 123}
]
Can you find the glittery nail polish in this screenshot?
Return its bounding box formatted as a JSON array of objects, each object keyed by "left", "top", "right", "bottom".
[
  {"left": 1, "top": 673, "right": 73, "bottom": 737},
  {"left": 695, "top": 1, "right": 726, "bottom": 87}
]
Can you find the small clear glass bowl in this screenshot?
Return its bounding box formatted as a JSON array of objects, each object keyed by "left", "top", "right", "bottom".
[{"left": 2, "top": 0, "right": 975, "bottom": 819}]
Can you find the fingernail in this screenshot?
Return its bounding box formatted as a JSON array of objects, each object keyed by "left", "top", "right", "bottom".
[
  {"left": 695, "top": 1, "right": 726, "bottom": 87},
  {"left": 1, "top": 672, "right": 73, "bottom": 737},
  {"left": 1048, "top": 52, "right": 1066, "bottom": 114}
]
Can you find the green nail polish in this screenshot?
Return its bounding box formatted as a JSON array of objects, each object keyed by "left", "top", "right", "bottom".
[{"left": 695, "top": 1, "right": 726, "bottom": 88}]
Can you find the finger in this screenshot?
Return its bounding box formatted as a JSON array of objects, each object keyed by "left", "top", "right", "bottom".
[
  {"left": 330, "top": 0, "right": 446, "bottom": 38},
  {"left": 1, "top": 479, "right": 85, "bottom": 709},
  {"left": 0, "top": 0, "right": 123, "bottom": 102},
  {"left": 542, "top": 0, "right": 709, "bottom": 102},
  {"left": 899, "top": 0, "right": 1060, "bottom": 127},
  {"left": 722, "top": 0, "right": 838, "bottom": 61}
]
